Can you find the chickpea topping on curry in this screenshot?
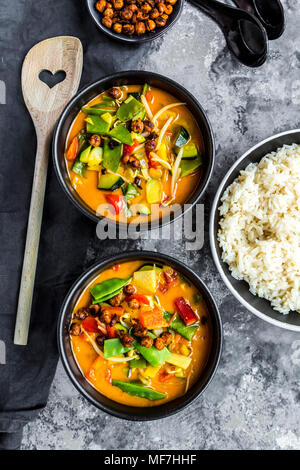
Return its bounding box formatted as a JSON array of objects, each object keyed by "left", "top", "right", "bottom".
[
  {"left": 95, "top": 0, "right": 178, "bottom": 37},
  {"left": 70, "top": 261, "right": 211, "bottom": 406}
]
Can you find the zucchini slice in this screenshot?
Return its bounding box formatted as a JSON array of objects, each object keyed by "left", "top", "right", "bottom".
[
  {"left": 175, "top": 142, "right": 198, "bottom": 159},
  {"left": 180, "top": 154, "right": 203, "bottom": 177},
  {"left": 139, "top": 264, "right": 163, "bottom": 273},
  {"left": 174, "top": 126, "right": 189, "bottom": 149},
  {"left": 98, "top": 173, "right": 124, "bottom": 191}
]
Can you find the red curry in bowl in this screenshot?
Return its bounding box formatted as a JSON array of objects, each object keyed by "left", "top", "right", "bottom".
[
  {"left": 70, "top": 261, "right": 212, "bottom": 407},
  {"left": 65, "top": 83, "right": 204, "bottom": 223}
]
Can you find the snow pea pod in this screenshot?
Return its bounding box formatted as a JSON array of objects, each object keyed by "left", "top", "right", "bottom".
[
  {"left": 72, "top": 158, "right": 86, "bottom": 177},
  {"left": 164, "top": 312, "right": 199, "bottom": 341},
  {"left": 116, "top": 96, "right": 145, "bottom": 122},
  {"left": 104, "top": 338, "right": 134, "bottom": 358},
  {"left": 112, "top": 380, "right": 166, "bottom": 400},
  {"left": 135, "top": 340, "right": 171, "bottom": 367},
  {"left": 91, "top": 277, "right": 132, "bottom": 301},
  {"left": 92, "top": 288, "right": 123, "bottom": 305}
]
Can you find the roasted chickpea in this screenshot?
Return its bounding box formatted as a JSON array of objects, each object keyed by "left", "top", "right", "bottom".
[
  {"left": 146, "top": 19, "right": 156, "bottom": 31},
  {"left": 129, "top": 156, "right": 141, "bottom": 169},
  {"left": 118, "top": 331, "right": 135, "bottom": 348},
  {"left": 109, "top": 291, "right": 125, "bottom": 306},
  {"left": 155, "top": 16, "right": 167, "bottom": 27},
  {"left": 123, "top": 284, "right": 136, "bottom": 295},
  {"left": 108, "top": 87, "right": 122, "bottom": 99},
  {"left": 145, "top": 139, "right": 156, "bottom": 153},
  {"left": 74, "top": 308, "right": 89, "bottom": 320},
  {"left": 154, "top": 337, "right": 165, "bottom": 350},
  {"left": 136, "top": 21, "right": 146, "bottom": 35},
  {"left": 136, "top": 11, "right": 149, "bottom": 20},
  {"left": 121, "top": 7, "right": 133, "bottom": 20},
  {"left": 113, "top": 0, "right": 124, "bottom": 8},
  {"left": 123, "top": 23, "right": 135, "bottom": 35},
  {"left": 163, "top": 4, "right": 173, "bottom": 14},
  {"left": 160, "top": 331, "right": 173, "bottom": 346},
  {"left": 128, "top": 3, "right": 138, "bottom": 12},
  {"left": 141, "top": 336, "right": 154, "bottom": 348},
  {"left": 96, "top": 0, "right": 107, "bottom": 13},
  {"left": 131, "top": 118, "right": 144, "bottom": 133},
  {"left": 70, "top": 323, "right": 81, "bottom": 336},
  {"left": 128, "top": 298, "right": 140, "bottom": 309},
  {"left": 103, "top": 7, "right": 114, "bottom": 17},
  {"left": 87, "top": 304, "right": 100, "bottom": 316},
  {"left": 150, "top": 8, "right": 159, "bottom": 18},
  {"left": 113, "top": 22, "right": 123, "bottom": 33},
  {"left": 143, "top": 120, "right": 154, "bottom": 132},
  {"left": 132, "top": 322, "right": 148, "bottom": 337},
  {"left": 102, "top": 16, "right": 113, "bottom": 28},
  {"left": 141, "top": 2, "right": 152, "bottom": 13},
  {"left": 100, "top": 309, "right": 114, "bottom": 324},
  {"left": 89, "top": 134, "right": 101, "bottom": 147},
  {"left": 158, "top": 3, "right": 165, "bottom": 13}
]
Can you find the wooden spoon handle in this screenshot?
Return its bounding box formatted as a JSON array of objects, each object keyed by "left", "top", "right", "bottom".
[{"left": 14, "top": 134, "right": 51, "bottom": 345}]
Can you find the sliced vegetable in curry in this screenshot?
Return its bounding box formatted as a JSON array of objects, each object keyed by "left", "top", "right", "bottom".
[
  {"left": 65, "top": 85, "right": 204, "bottom": 222},
  {"left": 70, "top": 261, "right": 211, "bottom": 406}
]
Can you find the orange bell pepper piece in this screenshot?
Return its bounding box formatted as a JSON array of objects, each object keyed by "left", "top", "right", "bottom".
[
  {"left": 66, "top": 136, "right": 79, "bottom": 161},
  {"left": 139, "top": 308, "right": 167, "bottom": 329}
]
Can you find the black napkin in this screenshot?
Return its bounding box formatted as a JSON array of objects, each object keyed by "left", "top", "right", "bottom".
[{"left": 0, "top": 0, "right": 156, "bottom": 450}]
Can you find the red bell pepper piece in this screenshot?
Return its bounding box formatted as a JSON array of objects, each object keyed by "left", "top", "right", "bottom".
[
  {"left": 81, "top": 316, "right": 99, "bottom": 333},
  {"left": 145, "top": 90, "right": 153, "bottom": 103},
  {"left": 105, "top": 194, "right": 126, "bottom": 215},
  {"left": 107, "top": 325, "right": 117, "bottom": 338},
  {"left": 66, "top": 136, "right": 79, "bottom": 161},
  {"left": 123, "top": 139, "right": 139, "bottom": 156},
  {"left": 112, "top": 264, "right": 121, "bottom": 271},
  {"left": 159, "top": 371, "right": 173, "bottom": 382},
  {"left": 125, "top": 294, "right": 150, "bottom": 305},
  {"left": 174, "top": 297, "right": 198, "bottom": 326}
]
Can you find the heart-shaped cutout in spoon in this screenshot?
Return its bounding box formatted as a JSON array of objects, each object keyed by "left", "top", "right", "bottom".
[{"left": 39, "top": 69, "right": 66, "bottom": 89}]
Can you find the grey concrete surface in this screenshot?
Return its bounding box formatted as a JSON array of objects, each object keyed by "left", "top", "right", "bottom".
[{"left": 21, "top": 0, "right": 300, "bottom": 450}]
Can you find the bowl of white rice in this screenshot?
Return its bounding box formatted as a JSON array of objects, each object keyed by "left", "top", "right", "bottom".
[{"left": 210, "top": 129, "right": 300, "bottom": 331}]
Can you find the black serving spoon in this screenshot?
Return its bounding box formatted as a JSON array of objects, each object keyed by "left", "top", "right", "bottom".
[
  {"left": 189, "top": 0, "right": 268, "bottom": 67},
  {"left": 232, "top": 0, "right": 285, "bottom": 39}
]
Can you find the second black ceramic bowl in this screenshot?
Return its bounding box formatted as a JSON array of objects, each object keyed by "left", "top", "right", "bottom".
[
  {"left": 210, "top": 129, "right": 300, "bottom": 332},
  {"left": 53, "top": 70, "right": 215, "bottom": 230},
  {"left": 58, "top": 251, "right": 222, "bottom": 420},
  {"left": 86, "top": 0, "right": 184, "bottom": 44}
]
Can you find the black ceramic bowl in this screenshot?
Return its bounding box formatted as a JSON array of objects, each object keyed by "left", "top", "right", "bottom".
[
  {"left": 86, "top": 0, "right": 184, "bottom": 43},
  {"left": 53, "top": 70, "right": 215, "bottom": 230},
  {"left": 58, "top": 251, "right": 222, "bottom": 420},
  {"left": 210, "top": 129, "right": 300, "bottom": 332}
]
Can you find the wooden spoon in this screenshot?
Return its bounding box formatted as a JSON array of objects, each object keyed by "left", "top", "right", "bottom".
[{"left": 14, "top": 36, "right": 83, "bottom": 345}]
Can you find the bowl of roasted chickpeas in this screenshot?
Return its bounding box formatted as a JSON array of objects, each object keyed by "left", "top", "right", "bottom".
[{"left": 86, "top": 0, "right": 183, "bottom": 43}]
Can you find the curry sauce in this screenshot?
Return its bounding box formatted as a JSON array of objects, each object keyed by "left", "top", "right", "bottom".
[{"left": 70, "top": 261, "right": 212, "bottom": 407}]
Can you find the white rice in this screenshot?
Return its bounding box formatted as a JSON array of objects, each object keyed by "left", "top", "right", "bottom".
[{"left": 218, "top": 143, "right": 300, "bottom": 314}]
